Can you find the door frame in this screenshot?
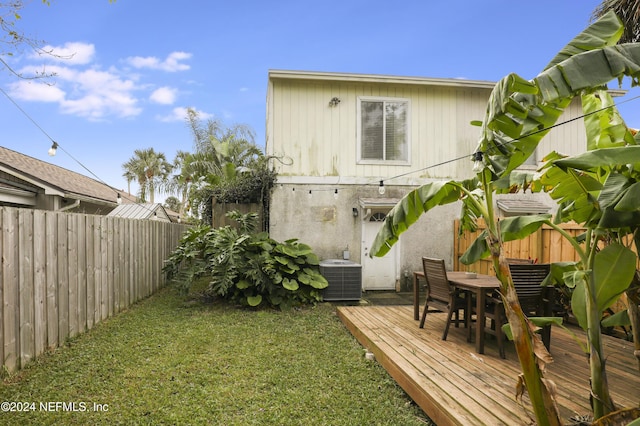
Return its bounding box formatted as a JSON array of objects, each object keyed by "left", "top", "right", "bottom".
[{"left": 358, "top": 198, "right": 401, "bottom": 291}]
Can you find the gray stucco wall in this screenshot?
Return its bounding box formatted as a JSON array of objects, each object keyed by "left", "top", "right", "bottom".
[{"left": 269, "top": 182, "right": 462, "bottom": 291}]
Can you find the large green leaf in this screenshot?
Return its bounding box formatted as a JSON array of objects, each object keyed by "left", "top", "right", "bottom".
[
  {"left": 247, "top": 295, "right": 262, "bottom": 307},
  {"left": 595, "top": 173, "right": 640, "bottom": 228},
  {"left": 476, "top": 74, "right": 567, "bottom": 178},
  {"left": 554, "top": 146, "right": 640, "bottom": 170},
  {"left": 571, "top": 279, "right": 589, "bottom": 330},
  {"left": 539, "top": 164, "right": 603, "bottom": 225},
  {"left": 536, "top": 43, "right": 640, "bottom": 102},
  {"left": 459, "top": 215, "right": 551, "bottom": 264},
  {"left": 542, "top": 10, "right": 623, "bottom": 70},
  {"left": 282, "top": 277, "right": 299, "bottom": 291},
  {"left": 601, "top": 309, "right": 630, "bottom": 328},
  {"left": 500, "top": 214, "right": 551, "bottom": 242},
  {"left": 370, "top": 180, "right": 466, "bottom": 257},
  {"left": 593, "top": 243, "right": 636, "bottom": 311},
  {"left": 569, "top": 245, "right": 635, "bottom": 330},
  {"left": 582, "top": 91, "right": 636, "bottom": 151},
  {"left": 542, "top": 147, "right": 640, "bottom": 228},
  {"left": 459, "top": 230, "right": 490, "bottom": 265},
  {"left": 616, "top": 181, "right": 640, "bottom": 211}
]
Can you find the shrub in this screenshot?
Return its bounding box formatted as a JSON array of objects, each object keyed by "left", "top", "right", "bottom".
[{"left": 163, "top": 211, "right": 328, "bottom": 309}]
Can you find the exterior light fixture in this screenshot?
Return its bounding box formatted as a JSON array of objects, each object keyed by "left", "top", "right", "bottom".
[
  {"left": 329, "top": 97, "right": 341, "bottom": 107},
  {"left": 352, "top": 207, "right": 359, "bottom": 217},
  {"left": 472, "top": 151, "right": 484, "bottom": 172},
  {"left": 117, "top": 193, "right": 122, "bottom": 204},
  {"left": 334, "top": 189, "right": 339, "bottom": 199},
  {"left": 48, "top": 141, "right": 58, "bottom": 156},
  {"left": 378, "top": 180, "right": 386, "bottom": 195}
]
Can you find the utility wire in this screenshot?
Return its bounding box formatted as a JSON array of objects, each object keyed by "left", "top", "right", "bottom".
[{"left": 0, "top": 86, "right": 127, "bottom": 203}]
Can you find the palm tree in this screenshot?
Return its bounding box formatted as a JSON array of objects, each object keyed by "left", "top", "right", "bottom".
[
  {"left": 123, "top": 169, "right": 136, "bottom": 196},
  {"left": 592, "top": 0, "right": 640, "bottom": 42},
  {"left": 121, "top": 148, "right": 173, "bottom": 203},
  {"left": 179, "top": 108, "right": 270, "bottom": 220},
  {"left": 165, "top": 149, "right": 198, "bottom": 219},
  {"left": 185, "top": 108, "right": 260, "bottom": 171}
]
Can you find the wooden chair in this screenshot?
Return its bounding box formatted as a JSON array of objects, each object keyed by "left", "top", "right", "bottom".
[
  {"left": 483, "top": 263, "right": 552, "bottom": 357},
  {"left": 419, "top": 257, "right": 468, "bottom": 340},
  {"left": 509, "top": 263, "right": 553, "bottom": 349},
  {"left": 479, "top": 294, "right": 506, "bottom": 358},
  {"left": 505, "top": 257, "right": 534, "bottom": 265}
]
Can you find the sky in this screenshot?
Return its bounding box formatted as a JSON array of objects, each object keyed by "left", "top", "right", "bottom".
[{"left": 1, "top": 0, "right": 635, "bottom": 202}]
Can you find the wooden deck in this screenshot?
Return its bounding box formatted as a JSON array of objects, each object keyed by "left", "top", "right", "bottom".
[{"left": 337, "top": 305, "right": 640, "bottom": 426}]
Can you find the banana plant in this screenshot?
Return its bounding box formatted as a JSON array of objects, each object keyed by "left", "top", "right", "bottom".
[
  {"left": 531, "top": 81, "right": 640, "bottom": 418},
  {"left": 371, "top": 10, "right": 640, "bottom": 424}
]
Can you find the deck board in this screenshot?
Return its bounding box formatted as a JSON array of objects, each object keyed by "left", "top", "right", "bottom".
[{"left": 337, "top": 305, "right": 639, "bottom": 426}]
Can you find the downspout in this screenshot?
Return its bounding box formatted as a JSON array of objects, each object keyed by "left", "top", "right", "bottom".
[{"left": 57, "top": 198, "right": 80, "bottom": 212}]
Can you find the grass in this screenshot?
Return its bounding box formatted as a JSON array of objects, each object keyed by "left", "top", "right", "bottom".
[{"left": 0, "top": 286, "right": 432, "bottom": 425}]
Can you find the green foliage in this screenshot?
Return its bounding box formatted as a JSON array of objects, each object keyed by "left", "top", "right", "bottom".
[
  {"left": 370, "top": 10, "right": 640, "bottom": 423},
  {"left": 163, "top": 212, "right": 327, "bottom": 309}
]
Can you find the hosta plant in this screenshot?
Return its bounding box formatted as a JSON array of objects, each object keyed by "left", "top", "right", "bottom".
[{"left": 163, "top": 211, "right": 328, "bottom": 309}]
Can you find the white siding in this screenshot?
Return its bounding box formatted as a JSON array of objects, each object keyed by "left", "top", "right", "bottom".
[
  {"left": 266, "top": 71, "right": 592, "bottom": 292},
  {"left": 268, "top": 78, "right": 495, "bottom": 182}
]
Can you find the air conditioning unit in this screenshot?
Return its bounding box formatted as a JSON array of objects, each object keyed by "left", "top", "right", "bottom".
[{"left": 319, "top": 259, "right": 362, "bottom": 301}]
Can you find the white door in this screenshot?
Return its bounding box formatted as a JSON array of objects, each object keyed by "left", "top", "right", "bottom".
[{"left": 361, "top": 212, "right": 398, "bottom": 290}]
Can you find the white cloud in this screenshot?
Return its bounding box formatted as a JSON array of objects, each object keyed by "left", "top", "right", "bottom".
[
  {"left": 9, "top": 80, "right": 66, "bottom": 103},
  {"left": 126, "top": 51, "right": 192, "bottom": 72},
  {"left": 12, "top": 64, "right": 142, "bottom": 120},
  {"left": 157, "top": 106, "right": 212, "bottom": 122},
  {"left": 150, "top": 86, "right": 178, "bottom": 105},
  {"left": 11, "top": 42, "right": 193, "bottom": 121},
  {"left": 33, "top": 42, "right": 96, "bottom": 65}
]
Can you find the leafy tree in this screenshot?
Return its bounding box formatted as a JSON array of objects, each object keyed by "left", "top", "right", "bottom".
[
  {"left": 122, "top": 147, "right": 173, "bottom": 203},
  {"left": 173, "top": 109, "right": 275, "bottom": 225},
  {"left": 164, "top": 149, "right": 198, "bottom": 219},
  {"left": 371, "top": 11, "right": 640, "bottom": 424},
  {"left": 163, "top": 195, "right": 181, "bottom": 212}
]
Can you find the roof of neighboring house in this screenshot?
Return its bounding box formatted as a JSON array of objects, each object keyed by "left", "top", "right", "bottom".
[
  {"left": 0, "top": 145, "right": 134, "bottom": 205},
  {"left": 107, "top": 203, "right": 172, "bottom": 222}
]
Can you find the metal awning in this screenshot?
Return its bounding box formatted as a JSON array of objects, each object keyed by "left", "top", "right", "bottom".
[
  {"left": 496, "top": 199, "right": 550, "bottom": 215},
  {"left": 358, "top": 198, "right": 401, "bottom": 208}
]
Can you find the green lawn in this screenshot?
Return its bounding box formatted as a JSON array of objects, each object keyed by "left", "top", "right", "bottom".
[{"left": 0, "top": 287, "right": 432, "bottom": 425}]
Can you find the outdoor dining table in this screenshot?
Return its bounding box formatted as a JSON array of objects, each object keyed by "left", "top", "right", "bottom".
[{"left": 413, "top": 270, "right": 501, "bottom": 355}]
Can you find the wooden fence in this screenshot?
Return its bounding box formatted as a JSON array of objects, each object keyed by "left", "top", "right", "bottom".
[
  {"left": 0, "top": 207, "right": 189, "bottom": 373},
  {"left": 453, "top": 219, "right": 586, "bottom": 274},
  {"left": 453, "top": 219, "right": 636, "bottom": 317},
  {"left": 212, "top": 200, "right": 263, "bottom": 230}
]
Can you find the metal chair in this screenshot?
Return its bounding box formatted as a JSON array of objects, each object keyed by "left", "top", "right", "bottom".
[{"left": 419, "top": 257, "right": 468, "bottom": 340}]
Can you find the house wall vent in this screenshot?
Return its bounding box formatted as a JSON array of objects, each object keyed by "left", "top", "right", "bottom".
[{"left": 319, "top": 259, "right": 362, "bottom": 301}]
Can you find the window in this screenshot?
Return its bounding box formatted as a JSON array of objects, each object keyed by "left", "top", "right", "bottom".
[{"left": 358, "top": 97, "right": 409, "bottom": 163}]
